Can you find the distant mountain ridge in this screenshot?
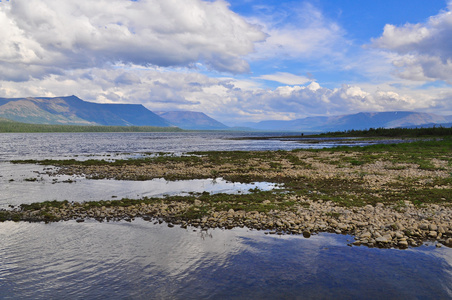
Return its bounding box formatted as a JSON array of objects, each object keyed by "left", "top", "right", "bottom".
[
  {"left": 155, "top": 111, "right": 228, "bottom": 130},
  {"left": 1, "top": 96, "right": 451, "bottom": 132},
  {"left": 241, "top": 111, "right": 452, "bottom": 132},
  {"left": 0, "top": 96, "right": 171, "bottom": 127}
]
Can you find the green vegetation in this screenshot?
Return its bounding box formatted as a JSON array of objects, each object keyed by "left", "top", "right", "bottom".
[
  {"left": 318, "top": 126, "right": 452, "bottom": 138},
  {"left": 6, "top": 127, "right": 452, "bottom": 224},
  {"left": 9, "top": 189, "right": 296, "bottom": 222},
  {"left": 314, "top": 138, "right": 452, "bottom": 170},
  {"left": 11, "top": 137, "right": 452, "bottom": 210},
  {"left": 0, "top": 118, "right": 183, "bottom": 133}
]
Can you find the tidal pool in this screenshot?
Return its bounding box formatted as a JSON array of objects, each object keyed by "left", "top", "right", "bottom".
[{"left": 0, "top": 162, "right": 279, "bottom": 209}]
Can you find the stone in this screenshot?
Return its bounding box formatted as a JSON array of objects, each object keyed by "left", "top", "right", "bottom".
[
  {"left": 375, "top": 236, "right": 389, "bottom": 243},
  {"left": 382, "top": 234, "right": 392, "bottom": 241},
  {"left": 338, "top": 223, "right": 348, "bottom": 230},
  {"left": 364, "top": 205, "right": 374, "bottom": 212},
  {"left": 359, "top": 232, "right": 372, "bottom": 239},
  {"left": 445, "top": 238, "right": 452, "bottom": 247},
  {"left": 428, "top": 231, "right": 438, "bottom": 238},
  {"left": 376, "top": 235, "right": 391, "bottom": 243},
  {"left": 418, "top": 223, "right": 429, "bottom": 230},
  {"left": 429, "top": 224, "right": 438, "bottom": 231},
  {"left": 398, "top": 240, "right": 409, "bottom": 248}
]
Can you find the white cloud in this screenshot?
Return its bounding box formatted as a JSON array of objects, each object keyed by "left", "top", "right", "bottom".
[
  {"left": 0, "top": 0, "right": 266, "bottom": 81},
  {"left": 257, "top": 72, "right": 311, "bottom": 85},
  {"left": 370, "top": 2, "right": 452, "bottom": 83},
  {"left": 1, "top": 0, "right": 452, "bottom": 124},
  {"left": 1, "top": 66, "right": 451, "bottom": 123},
  {"left": 248, "top": 2, "right": 348, "bottom": 63}
]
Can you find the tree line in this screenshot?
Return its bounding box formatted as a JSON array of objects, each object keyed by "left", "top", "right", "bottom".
[
  {"left": 320, "top": 126, "right": 452, "bottom": 137},
  {"left": 0, "top": 119, "right": 183, "bottom": 133}
]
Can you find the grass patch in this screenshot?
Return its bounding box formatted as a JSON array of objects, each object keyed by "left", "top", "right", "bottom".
[{"left": 9, "top": 137, "right": 452, "bottom": 211}]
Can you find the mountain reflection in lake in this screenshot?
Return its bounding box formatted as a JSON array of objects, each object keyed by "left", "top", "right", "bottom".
[{"left": 0, "top": 220, "right": 451, "bottom": 299}]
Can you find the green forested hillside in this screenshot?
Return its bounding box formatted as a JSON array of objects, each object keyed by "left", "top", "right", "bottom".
[{"left": 0, "top": 118, "right": 183, "bottom": 133}]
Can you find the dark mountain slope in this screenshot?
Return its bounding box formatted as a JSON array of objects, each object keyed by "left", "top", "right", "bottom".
[
  {"left": 0, "top": 96, "right": 171, "bottom": 127},
  {"left": 156, "top": 111, "right": 228, "bottom": 130}
]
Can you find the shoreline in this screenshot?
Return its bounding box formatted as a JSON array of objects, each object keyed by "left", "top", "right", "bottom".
[
  {"left": 2, "top": 196, "right": 452, "bottom": 249},
  {"left": 4, "top": 139, "right": 452, "bottom": 249}
]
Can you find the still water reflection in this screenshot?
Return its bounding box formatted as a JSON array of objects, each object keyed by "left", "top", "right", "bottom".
[
  {"left": 0, "top": 162, "right": 278, "bottom": 209},
  {"left": 0, "top": 220, "right": 451, "bottom": 299},
  {"left": 1, "top": 132, "right": 451, "bottom": 298}
]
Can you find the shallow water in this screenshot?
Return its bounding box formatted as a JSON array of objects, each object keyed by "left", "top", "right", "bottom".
[
  {"left": 0, "top": 132, "right": 388, "bottom": 161},
  {"left": 0, "top": 132, "right": 299, "bottom": 161},
  {"left": 0, "top": 162, "right": 279, "bottom": 209},
  {"left": 0, "top": 220, "right": 451, "bottom": 299}
]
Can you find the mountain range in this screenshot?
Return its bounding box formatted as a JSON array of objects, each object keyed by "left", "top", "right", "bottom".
[
  {"left": 0, "top": 96, "right": 227, "bottom": 129},
  {"left": 239, "top": 111, "right": 452, "bottom": 132},
  {"left": 0, "top": 96, "right": 170, "bottom": 127},
  {"left": 155, "top": 111, "right": 228, "bottom": 130},
  {"left": 0, "top": 96, "right": 451, "bottom": 132}
]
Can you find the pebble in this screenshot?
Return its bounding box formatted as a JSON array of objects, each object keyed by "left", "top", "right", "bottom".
[{"left": 3, "top": 198, "right": 452, "bottom": 250}]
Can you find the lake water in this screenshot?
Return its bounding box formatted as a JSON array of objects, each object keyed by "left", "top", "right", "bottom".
[
  {"left": 1, "top": 132, "right": 451, "bottom": 299},
  {"left": 0, "top": 132, "right": 390, "bottom": 161}
]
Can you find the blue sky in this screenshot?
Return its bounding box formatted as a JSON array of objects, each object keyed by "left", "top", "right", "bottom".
[{"left": 0, "top": 0, "right": 451, "bottom": 125}]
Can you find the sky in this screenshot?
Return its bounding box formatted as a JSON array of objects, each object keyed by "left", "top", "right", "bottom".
[{"left": 0, "top": 0, "right": 451, "bottom": 125}]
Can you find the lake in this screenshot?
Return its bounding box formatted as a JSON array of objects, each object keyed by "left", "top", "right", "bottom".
[{"left": 1, "top": 132, "right": 451, "bottom": 299}]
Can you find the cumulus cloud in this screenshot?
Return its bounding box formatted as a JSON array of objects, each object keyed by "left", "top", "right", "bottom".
[
  {"left": 1, "top": 66, "right": 450, "bottom": 122},
  {"left": 0, "top": 0, "right": 266, "bottom": 81},
  {"left": 370, "top": 2, "right": 452, "bottom": 83},
  {"left": 1, "top": 1, "right": 451, "bottom": 123}
]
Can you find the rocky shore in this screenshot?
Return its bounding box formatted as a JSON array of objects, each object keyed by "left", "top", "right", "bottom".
[
  {"left": 3, "top": 195, "right": 452, "bottom": 249},
  {"left": 7, "top": 141, "right": 452, "bottom": 249}
]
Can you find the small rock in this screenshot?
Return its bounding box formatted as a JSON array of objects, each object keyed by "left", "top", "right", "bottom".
[
  {"left": 419, "top": 224, "right": 429, "bottom": 230},
  {"left": 360, "top": 232, "right": 372, "bottom": 239},
  {"left": 428, "top": 231, "right": 438, "bottom": 238},
  {"left": 364, "top": 205, "right": 374, "bottom": 212},
  {"left": 398, "top": 240, "right": 408, "bottom": 248},
  {"left": 444, "top": 238, "right": 452, "bottom": 247},
  {"left": 376, "top": 236, "right": 389, "bottom": 243}
]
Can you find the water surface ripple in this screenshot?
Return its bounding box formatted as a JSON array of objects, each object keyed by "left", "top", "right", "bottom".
[
  {"left": 1, "top": 132, "right": 451, "bottom": 298},
  {"left": 0, "top": 220, "right": 451, "bottom": 299}
]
